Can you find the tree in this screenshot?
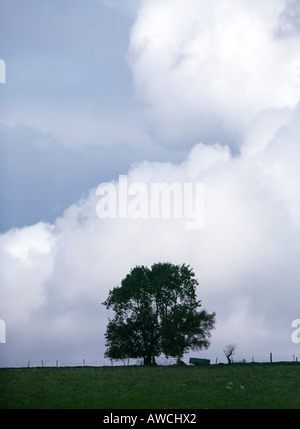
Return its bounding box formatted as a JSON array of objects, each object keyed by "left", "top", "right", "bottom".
[
  {"left": 223, "top": 343, "right": 237, "bottom": 364},
  {"left": 102, "top": 262, "right": 216, "bottom": 365}
]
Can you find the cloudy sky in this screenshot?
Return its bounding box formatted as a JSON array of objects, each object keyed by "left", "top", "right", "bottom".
[{"left": 1, "top": 0, "right": 300, "bottom": 366}]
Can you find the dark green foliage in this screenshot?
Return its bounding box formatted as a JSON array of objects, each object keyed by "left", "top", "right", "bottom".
[{"left": 103, "top": 262, "right": 216, "bottom": 364}]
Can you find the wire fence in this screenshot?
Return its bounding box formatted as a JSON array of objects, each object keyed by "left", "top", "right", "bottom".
[
  {"left": 1, "top": 353, "right": 299, "bottom": 368},
  {"left": 0, "top": 359, "right": 102, "bottom": 368},
  {"left": 0, "top": 357, "right": 178, "bottom": 368}
]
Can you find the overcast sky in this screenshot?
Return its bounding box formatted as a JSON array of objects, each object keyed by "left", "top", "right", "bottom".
[{"left": 1, "top": 0, "right": 300, "bottom": 366}]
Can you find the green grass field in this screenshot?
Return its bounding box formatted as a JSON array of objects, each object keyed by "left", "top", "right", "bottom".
[{"left": 1, "top": 363, "right": 300, "bottom": 409}]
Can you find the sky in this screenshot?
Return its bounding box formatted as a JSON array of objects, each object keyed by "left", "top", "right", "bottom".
[{"left": 1, "top": 0, "right": 300, "bottom": 366}]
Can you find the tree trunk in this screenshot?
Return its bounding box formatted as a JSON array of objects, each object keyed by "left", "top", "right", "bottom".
[
  {"left": 226, "top": 354, "right": 233, "bottom": 365},
  {"left": 144, "top": 355, "right": 152, "bottom": 365},
  {"left": 144, "top": 354, "right": 156, "bottom": 365}
]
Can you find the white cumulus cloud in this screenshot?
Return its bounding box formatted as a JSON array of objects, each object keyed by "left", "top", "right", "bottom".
[
  {"left": 1, "top": 102, "right": 300, "bottom": 363},
  {"left": 1, "top": 0, "right": 300, "bottom": 366},
  {"left": 129, "top": 0, "right": 300, "bottom": 145}
]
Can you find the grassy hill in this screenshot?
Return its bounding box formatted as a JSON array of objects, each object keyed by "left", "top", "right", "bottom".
[{"left": 1, "top": 363, "right": 300, "bottom": 409}]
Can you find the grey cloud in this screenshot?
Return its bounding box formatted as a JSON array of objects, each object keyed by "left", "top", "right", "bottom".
[
  {"left": 0, "top": 0, "right": 145, "bottom": 147},
  {"left": 276, "top": 0, "right": 300, "bottom": 37},
  {"left": 1, "top": 104, "right": 300, "bottom": 366},
  {"left": 0, "top": 122, "right": 186, "bottom": 231},
  {"left": 1, "top": 0, "right": 300, "bottom": 368}
]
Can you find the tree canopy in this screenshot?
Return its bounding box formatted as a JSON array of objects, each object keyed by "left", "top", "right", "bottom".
[{"left": 103, "top": 262, "right": 216, "bottom": 365}]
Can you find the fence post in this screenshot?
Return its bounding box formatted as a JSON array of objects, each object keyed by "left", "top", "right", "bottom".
[{"left": 270, "top": 353, "right": 272, "bottom": 364}]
